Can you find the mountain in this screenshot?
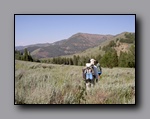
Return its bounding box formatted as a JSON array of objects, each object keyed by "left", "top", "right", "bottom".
[
  {"left": 57, "top": 32, "right": 135, "bottom": 59},
  {"left": 15, "top": 46, "right": 26, "bottom": 50},
  {"left": 15, "top": 43, "right": 51, "bottom": 50},
  {"left": 15, "top": 32, "right": 114, "bottom": 59}
]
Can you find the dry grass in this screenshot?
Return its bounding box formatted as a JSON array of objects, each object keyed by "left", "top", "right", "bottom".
[{"left": 15, "top": 60, "right": 135, "bottom": 104}]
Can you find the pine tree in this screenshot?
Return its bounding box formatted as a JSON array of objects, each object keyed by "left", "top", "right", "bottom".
[
  {"left": 73, "top": 55, "right": 77, "bottom": 65},
  {"left": 28, "top": 51, "right": 33, "bottom": 62},
  {"left": 64, "top": 57, "right": 67, "bottom": 64},
  {"left": 100, "top": 49, "right": 118, "bottom": 68},
  {"left": 57, "top": 57, "right": 61, "bottom": 64},
  {"left": 76, "top": 55, "right": 80, "bottom": 66},
  {"left": 127, "top": 45, "right": 135, "bottom": 67},
  {"left": 118, "top": 51, "right": 128, "bottom": 67},
  {"left": 69, "top": 58, "right": 73, "bottom": 65},
  {"left": 100, "top": 52, "right": 109, "bottom": 67},
  {"left": 66, "top": 58, "right": 69, "bottom": 65},
  {"left": 111, "top": 49, "right": 118, "bottom": 67},
  {"left": 24, "top": 48, "right": 29, "bottom": 61},
  {"left": 52, "top": 57, "right": 56, "bottom": 64},
  {"left": 96, "top": 54, "right": 102, "bottom": 63}
]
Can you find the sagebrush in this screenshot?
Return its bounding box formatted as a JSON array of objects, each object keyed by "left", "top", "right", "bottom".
[{"left": 15, "top": 60, "right": 135, "bottom": 104}]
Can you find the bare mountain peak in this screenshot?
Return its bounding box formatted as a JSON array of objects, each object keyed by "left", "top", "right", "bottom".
[{"left": 70, "top": 32, "right": 114, "bottom": 39}]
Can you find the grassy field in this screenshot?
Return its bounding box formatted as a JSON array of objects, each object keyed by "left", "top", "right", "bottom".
[{"left": 15, "top": 60, "right": 135, "bottom": 104}]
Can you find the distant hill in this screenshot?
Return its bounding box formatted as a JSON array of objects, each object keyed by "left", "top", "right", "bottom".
[
  {"left": 15, "top": 43, "right": 51, "bottom": 50},
  {"left": 56, "top": 32, "right": 135, "bottom": 59},
  {"left": 15, "top": 32, "right": 113, "bottom": 59}
]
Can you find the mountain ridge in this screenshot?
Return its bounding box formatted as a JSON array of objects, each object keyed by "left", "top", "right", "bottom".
[
  {"left": 15, "top": 32, "right": 114, "bottom": 49},
  {"left": 15, "top": 32, "right": 132, "bottom": 59}
]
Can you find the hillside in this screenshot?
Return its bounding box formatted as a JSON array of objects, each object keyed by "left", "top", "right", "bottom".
[
  {"left": 54, "top": 32, "right": 134, "bottom": 59},
  {"left": 15, "top": 43, "right": 51, "bottom": 50},
  {"left": 15, "top": 32, "right": 113, "bottom": 59}
]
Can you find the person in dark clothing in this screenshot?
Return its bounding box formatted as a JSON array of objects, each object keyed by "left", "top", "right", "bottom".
[{"left": 95, "top": 60, "right": 102, "bottom": 82}]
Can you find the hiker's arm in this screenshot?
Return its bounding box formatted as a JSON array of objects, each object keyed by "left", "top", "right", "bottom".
[{"left": 94, "top": 67, "right": 98, "bottom": 79}]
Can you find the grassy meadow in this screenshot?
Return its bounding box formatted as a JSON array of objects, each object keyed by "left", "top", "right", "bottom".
[{"left": 15, "top": 60, "right": 135, "bottom": 104}]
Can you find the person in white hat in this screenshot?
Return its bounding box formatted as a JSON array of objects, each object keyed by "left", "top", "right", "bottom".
[
  {"left": 82, "top": 58, "right": 99, "bottom": 90},
  {"left": 90, "top": 58, "right": 98, "bottom": 84}
]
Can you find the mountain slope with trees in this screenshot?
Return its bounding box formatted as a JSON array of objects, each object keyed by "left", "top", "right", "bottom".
[
  {"left": 40, "top": 32, "right": 135, "bottom": 68},
  {"left": 15, "top": 32, "right": 113, "bottom": 59}
]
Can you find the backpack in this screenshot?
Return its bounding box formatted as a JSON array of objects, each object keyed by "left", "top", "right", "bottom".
[
  {"left": 82, "top": 63, "right": 95, "bottom": 80},
  {"left": 97, "top": 63, "right": 102, "bottom": 73}
]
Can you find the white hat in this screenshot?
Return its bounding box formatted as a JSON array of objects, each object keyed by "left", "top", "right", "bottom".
[
  {"left": 90, "top": 59, "right": 95, "bottom": 62},
  {"left": 90, "top": 59, "right": 95, "bottom": 65}
]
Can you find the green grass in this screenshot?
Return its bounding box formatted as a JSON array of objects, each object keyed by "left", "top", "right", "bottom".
[{"left": 15, "top": 60, "right": 135, "bottom": 104}]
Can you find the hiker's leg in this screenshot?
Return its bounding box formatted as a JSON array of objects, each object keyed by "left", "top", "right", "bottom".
[
  {"left": 86, "top": 80, "right": 91, "bottom": 90},
  {"left": 98, "top": 73, "right": 101, "bottom": 81},
  {"left": 91, "top": 82, "right": 93, "bottom": 88},
  {"left": 86, "top": 83, "right": 90, "bottom": 90},
  {"left": 99, "top": 72, "right": 102, "bottom": 80},
  {"left": 93, "top": 75, "right": 96, "bottom": 84},
  {"left": 91, "top": 79, "right": 95, "bottom": 87},
  {"left": 96, "top": 78, "right": 98, "bottom": 83}
]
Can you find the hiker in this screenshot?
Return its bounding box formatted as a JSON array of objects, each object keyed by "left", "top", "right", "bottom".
[
  {"left": 82, "top": 63, "right": 94, "bottom": 90},
  {"left": 82, "top": 58, "right": 98, "bottom": 90},
  {"left": 95, "top": 60, "right": 102, "bottom": 82},
  {"left": 90, "top": 59, "right": 99, "bottom": 83}
]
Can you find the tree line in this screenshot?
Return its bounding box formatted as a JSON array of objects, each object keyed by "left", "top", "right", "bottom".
[
  {"left": 15, "top": 46, "right": 135, "bottom": 68},
  {"left": 40, "top": 44, "right": 135, "bottom": 68},
  {"left": 119, "top": 33, "right": 135, "bottom": 44},
  {"left": 15, "top": 48, "right": 34, "bottom": 62}
]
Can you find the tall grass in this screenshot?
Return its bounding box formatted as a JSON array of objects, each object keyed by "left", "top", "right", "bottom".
[{"left": 15, "top": 60, "right": 135, "bottom": 104}]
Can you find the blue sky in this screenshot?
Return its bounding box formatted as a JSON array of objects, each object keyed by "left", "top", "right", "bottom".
[{"left": 15, "top": 15, "right": 135, "bottom": 46}]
